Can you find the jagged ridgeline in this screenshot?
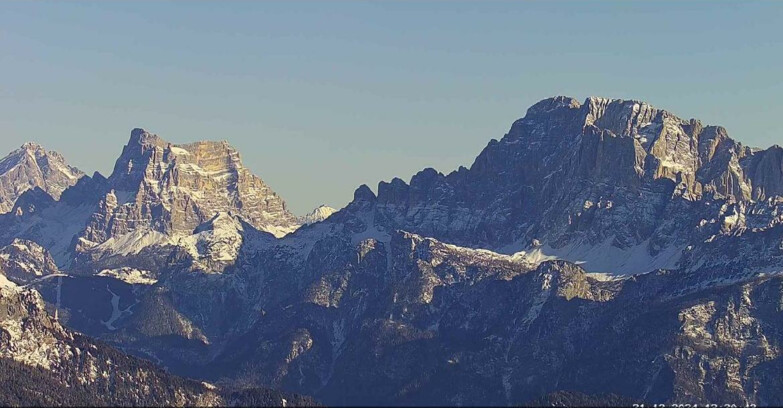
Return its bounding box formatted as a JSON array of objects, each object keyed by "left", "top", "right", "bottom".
[{"left": 0, "top": 96, "right": 782, "bottom": 406}]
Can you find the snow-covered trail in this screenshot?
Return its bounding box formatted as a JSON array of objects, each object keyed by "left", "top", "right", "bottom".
[
  {"left": 101, "top": 285, "right": 134, "bottom": 330},
  {"left": 19, "top": 273, "right": 68, "bottom": 289}
]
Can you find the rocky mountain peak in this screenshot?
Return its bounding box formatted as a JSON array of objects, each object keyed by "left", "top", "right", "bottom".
[
  {"left": 79, "top": 128, "right": 300, "bottom": 255},
  {"left": 18, "top": 142, "right": 72, "bottom": 164},
  {"left": 505, "top": 96, "right": 772, "bottom": 200},
  {"left": 523, "top": 95, "right": 581, "bottom": 117},
  {"left": 109, "top": 128, "right": 168, "bottom": 189},
  {"left": 0, "top": 143, "right": 84, "bottom": 213},
  {"left": 352, "top": 184, "right": 377, "bottom": 203},
  {"left": 19, "top": 141, "right": 44, "bottom": 152},
  {"left": 337, "top": 96, "right": 783, "bottom": 275},
  {"left": 300, "top": 205, "right": 338, "bottom": 225},
  {"left": 128, "top": 127, "right": 164, "bottom": 147},
  {"left": 582, "top": 96, "right": 668, "bottom": 136},
  {"left": 111, "top": 129, "right": 256, "bottom": 189}
]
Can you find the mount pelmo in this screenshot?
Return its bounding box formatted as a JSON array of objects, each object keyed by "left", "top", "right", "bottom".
[{"left": 1, "top": 96, "right": 782, "bottom": 406}]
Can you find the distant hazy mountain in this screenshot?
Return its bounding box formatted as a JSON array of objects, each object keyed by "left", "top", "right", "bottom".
[
  {"left": 0, "top": 142, "right": 84, "bottom": 213},
  {"left": 299, "top": 204, "right": 338, "bottom": 225}
]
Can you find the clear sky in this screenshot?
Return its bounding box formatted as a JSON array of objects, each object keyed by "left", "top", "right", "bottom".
[{"left": 1, "top": 1, "right": 781, "bottom": 214}]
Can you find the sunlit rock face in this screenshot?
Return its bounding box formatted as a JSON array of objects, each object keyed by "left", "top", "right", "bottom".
[
  {"left": 0, "top": 142, "right": 84, "bottom": 213},
  {"left": 0, "top": 239, "right": 60, "bottom": 285},
  {"left": 80, "top": 128, "right": 298, "bottom": 246},
  {"left": 0, "top": 129, "right": 301, "bottom": 273}
]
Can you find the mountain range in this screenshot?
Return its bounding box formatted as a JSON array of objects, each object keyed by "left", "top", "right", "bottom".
[{"left": 1, "top": 96, "right": 782, "bottom": 406}]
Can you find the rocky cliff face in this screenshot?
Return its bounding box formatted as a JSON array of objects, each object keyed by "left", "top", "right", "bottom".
[
  {"left": 341, "top": 96, "right": 783, "bottom": 275},
  {"left": 0, "top": 239, "right": 60, "bottom": 285},
  {"left": 81, "top": 128, "right": 299, "bottom": 246},
  {"left": 0, "top": 143, "right": 84, "bottom": 213}
]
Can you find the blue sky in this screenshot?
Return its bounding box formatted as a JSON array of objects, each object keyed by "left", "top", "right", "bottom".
[{"left": 1, "top": 1, "right": 781, "bottom": 214}]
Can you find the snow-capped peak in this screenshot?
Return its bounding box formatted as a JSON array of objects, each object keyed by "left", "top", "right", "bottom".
[
  {"left": 0, "top": 142, "right": 84, "bottom": 213},
  {"left": 299, "top": 204, "right": 338, "bottom": 225}
]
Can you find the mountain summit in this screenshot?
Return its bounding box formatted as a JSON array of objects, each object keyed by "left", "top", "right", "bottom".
[
  {"left": 0, "top": 142, "right": 84, "bottom": 213},
  {"left": 81, "top": 128, "right": 299, "bottom": 243}
]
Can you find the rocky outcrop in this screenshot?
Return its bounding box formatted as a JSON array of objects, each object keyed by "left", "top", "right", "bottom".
[
  {"left": 743, "top": 145, "right": 783, "bottom": 200},
  {"left": 0, "top": 239, "right": 60, "bottom": 285},
  {"left": 0, "top": 143, "right": 84, "bottom": 213}
]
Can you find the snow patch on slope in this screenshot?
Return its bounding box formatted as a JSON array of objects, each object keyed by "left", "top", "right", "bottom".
[
  {"left": 259, "top": 223, "right": 299, "bottom": 239},
  {"left": 300, "top": 205, "right": 338, "bottom": 225},
  {"left": 98, "top": 268, "right": 158, "bottom": 285},
  {"left": 94, "top": 229, "right": 172, "bottom": 256},
  {"left": 9, "top": 203, "right": 95, "bottom": 268},
  {"left": 168, "top": 146, "right": 191, "bottom": 156},
  {"left": 0, "top": 274, "right": 17, "bottom": 290},
  {"left": 177, "top": 212, "right": 244, "bottom": 267},
  {"left": 508, "top": 237, "right": 684, "bottom": 276},
  {"left": 101, "top": 286, "right": 134, "bottom": 330}
]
